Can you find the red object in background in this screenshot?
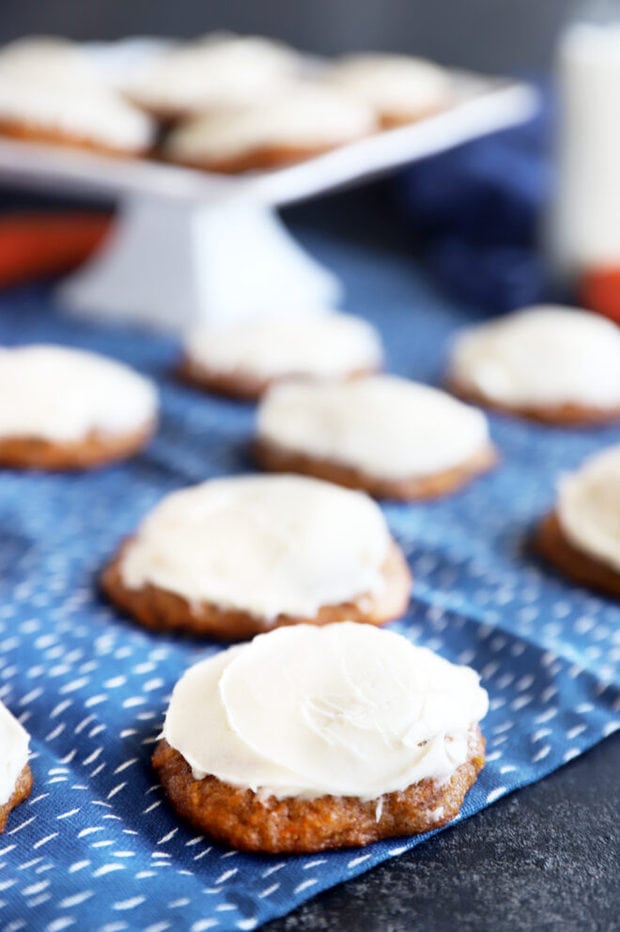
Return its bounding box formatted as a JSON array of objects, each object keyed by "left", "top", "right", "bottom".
[
  {"left": 580, "top": 266, "right": 620, "bottom": 325},
  {"left": 0, "top": 212, "right": 111, "bottom": 287}
]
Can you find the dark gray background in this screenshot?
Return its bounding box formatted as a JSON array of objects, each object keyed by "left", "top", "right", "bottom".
[{"left": 0, "top": 0, "right": 572, "bottom": 72}]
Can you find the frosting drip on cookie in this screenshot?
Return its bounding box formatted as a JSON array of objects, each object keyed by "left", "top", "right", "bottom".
[
  {"left": 557, "top": 445, "right": 620, "bottom": 572},
  {"left": 163, "top": 623, "right": 488, "bottom": 799},
  {"left": 184, "top": 312, "right": 382, "bottom": 380},
  {"left": 121, "top": 475, "right": 392, "bottom": 619},
  {"left": 165, "top": 85, "right": 376, "bottom": 162},
  {"left": 0, "top": 701, "right": 29, "bottom": 807},
  {"left": 0, "top": 345, "right": 157, "bottom": 442},
  {"left": 257, "top": 375, "right": 490, "bottom": 480},
  {"left": 324, "top": 53, "right": 451, "bottom": 119},
  {"left": 449, "top": 306, "right": 620, "bottom": 408}
]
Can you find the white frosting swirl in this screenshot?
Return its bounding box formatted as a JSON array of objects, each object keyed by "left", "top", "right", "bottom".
[
  {"left": 165, "top": 85, "right": 376, "bottom": 163},
  {"left": 0, "top": 345, "right": 157, "bottom": 442},
  {"left": 163, "top": 622, "right": 488, "bottom": 800},
  {"left": 0, "top": 78, "right": 154, "bottom": 151},
  {"left": 0, "top": 36, "right": 97, "bottom": 85},
  {"left": 449, "top": 305, "right": 620, "bottom": 408},
  {"left": 120, "top": 475, "right": 393, "bottom": 620},
  {"left": 257, "top": 375, "right": 490, "bottom": 480},
  {"left": 184, "top": 312, "right": 382, "bottom": 381},
  {"left": 557, "top": 444, "right": 620, "bottom": 572},
  {"left": 127, "top": 34, "right": 301, "bottom": 116},
  {"left": 324, "top": 53, "right": 451, "bottom": 120},
  {"left": 0, "top": 700, "right": 29, "bottom": 807}
]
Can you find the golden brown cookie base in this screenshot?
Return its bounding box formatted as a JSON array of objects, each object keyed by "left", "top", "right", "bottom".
[
  {"left": 101, "top": 540, "right": 412, "bottom": 641},
  {"left": 178, "top": 356, "right": 377, "bottom": 402},
  {"left": 0, "top": 764, "right": 33, "bottom": 834},
  {"left": 167, "top": 136, "right": 370, "bottom": 174},
  {"left": 0, "top": 120, "right": 149, "bottom": 159},
  {"left": 0, "top": 420, "right": 156, "bottom": 471},
  {"left": 448, "top": 378, "right": 620, "bottom": 427},
  {"left": 254, "top": 437, "right": 498, "bottom": 501},
  {"left": 152, "top": 727, "right": 485, "bottom": 853},
  {"left": 536, "top": 511, "right": 620, "bottom": 598}
]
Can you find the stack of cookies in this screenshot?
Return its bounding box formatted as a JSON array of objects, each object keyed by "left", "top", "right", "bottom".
[{"left": 0, "top": 32, "right": 455, "bottom": 171}]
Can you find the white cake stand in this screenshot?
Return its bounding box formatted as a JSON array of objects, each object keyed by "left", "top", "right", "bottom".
[{"left": 0, "top": 69, "right": 537, "bottom": 331}]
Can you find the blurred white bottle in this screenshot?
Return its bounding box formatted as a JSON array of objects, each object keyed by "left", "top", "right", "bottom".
[{"left": 552, "top": 2, "right": 620, "bottom": 290}]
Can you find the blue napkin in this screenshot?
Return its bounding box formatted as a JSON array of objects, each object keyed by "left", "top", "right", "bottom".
[
  {"left": 0, "top": 266, "right": 618, "bottom": 931},
  {"left": 396, "top": 87, "right": 554, "bottom": 312}
]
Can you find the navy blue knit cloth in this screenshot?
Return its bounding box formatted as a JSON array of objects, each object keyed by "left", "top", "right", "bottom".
[{"left": 396, "top": 87, "right": 553, "bottom": 312}]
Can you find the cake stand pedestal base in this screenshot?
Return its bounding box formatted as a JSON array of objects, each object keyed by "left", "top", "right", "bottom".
[{"left": 56, "top": 194, "right": 343, "bottom": 331}]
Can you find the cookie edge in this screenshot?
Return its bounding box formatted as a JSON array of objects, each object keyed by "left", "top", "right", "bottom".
[
  {"left": 448, "top": 377, "right": 620, "bottom": 427},
  {"left": 0, "top": 763, "right": 33, "bottom": 834},
  {"left": 152, "top": 727, "right": 485, "bottom": 853},
  {"left": 101, "top": 538, "right": 412, "bottom": 640},
  {"left": 254, "top": 436, "right": 498, "bottom": 501},
  {"left": 536, "top": 510, "right": 620, "bottom": 598},
  {"left": 0, "top": 419, "right": 156, "bottom": 471}
]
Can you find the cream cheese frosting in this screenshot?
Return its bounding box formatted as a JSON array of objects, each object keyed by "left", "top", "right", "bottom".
[
  {"left": 0, "top": 344, "right": 158, "bottom": 442},
  {"left": 0, "top": 700, "right": 30, "bottom": 807},
  {"left": 557, "top": 445, "right": 620, "bottom": 572},
  {"left": 184, "top": 312, "right": 382, "bottom": 381},
  {"left": 257, "top": 375, "right": 491, "bottom": 480},
  {"left": 120, "top": 474, "right": 393, "bottom": 620},
  {"left": 449, "top": 305, "right": 620, "bottom": 408},
  {"left": 324, "top": 53, "right": 452, "bottom": 120},
  {"left": 0, "top": 80, "right": 154, "bottom": 151},
  {"left": 165, "top": 85, "right": 376, "bottom": 163},
  {"left": 162, "top": 622, "right": 489, "bottom": 800},
  {"left": 126, "top": 34, "right": 301, "bottom": 116},
  {"left": 0, "top": 36, "right": 97, "bottom": 86}
]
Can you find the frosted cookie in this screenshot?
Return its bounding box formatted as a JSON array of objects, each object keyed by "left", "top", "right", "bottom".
[
  {"left": 537, "top": 445, "right": 620, "bottom": 597},
  {"left": 0, "top": 36, "right": 96, "bottom": 85},
  {"left": 125, "top": 34, "right": 301, "bottom": 121},
  {"left": 179, "top": 312, "right": 383, "bottom": 400},
  {"left": 0, "top": 81, "right": 155, "bottom": 157},
  {"left": 164, "top": 84, "right": 377, "bottom": 173},
  {"left": 153, "top": 622, "right": 488, "bottom": 852},
  {"left": 255, "top": 375, "right": 496, "bottom": 500},
  {"left": 447, "top": 305, "right": 620, "bottom": 425},
  {"left": 0, "top": 38, "right": 153, "bottom": 156},
  {"left": 0, "top": 345, "right": 158, "bottom": 470},
  {"left": 323, "top": 53, "right": 452, "bottom": 128},
  {"left": 0, "top": 700, "right": 32, "bottom": 833},
  {"left": 101, "top": 474, "right": 411, "bottom": 640}
]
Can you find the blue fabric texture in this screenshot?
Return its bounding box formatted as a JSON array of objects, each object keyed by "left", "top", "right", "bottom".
[
  {"left": 0, "top": 226, "right": 619, "bottom": 932},
  {"left": 396, "top": 88, "right": 554, "bottom": 312}
]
